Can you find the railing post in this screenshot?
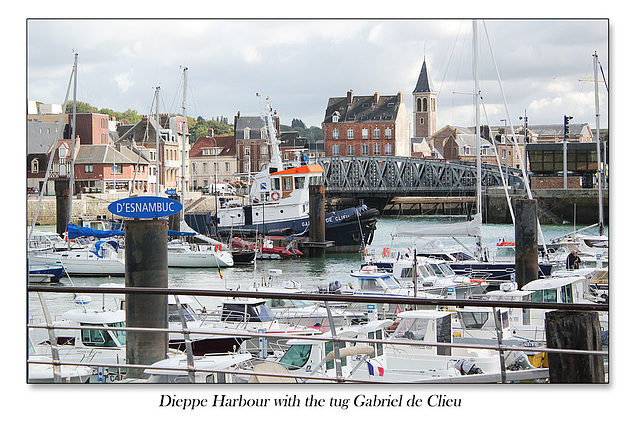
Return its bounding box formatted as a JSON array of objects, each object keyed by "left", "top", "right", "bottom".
[
  {"left": 325, "top": 302, "right": 344, "bottom": 383},
  {"left": 174, "top": 295, "right": 195, "bottom": 383}
]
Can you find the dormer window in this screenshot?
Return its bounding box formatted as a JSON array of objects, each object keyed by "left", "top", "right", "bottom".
[
  {"left": 243, "top": 128, "right": 251, "bottom": 139},
  {"left": 332, "top": 112, "right": 340, "bottom": 123}
]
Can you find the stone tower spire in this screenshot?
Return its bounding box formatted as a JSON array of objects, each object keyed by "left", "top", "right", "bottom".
[{"left": 413, "top": 59, "right": 437, "bottom": 138}]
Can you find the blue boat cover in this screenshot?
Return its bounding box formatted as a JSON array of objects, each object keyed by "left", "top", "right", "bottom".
[{"left": 67, "top": 222, "right": 195, "bottom": 239}]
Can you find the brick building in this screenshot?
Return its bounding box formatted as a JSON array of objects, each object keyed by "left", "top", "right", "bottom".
[{"left": 322, "top": 90, "right": 410, "bottom": 157}]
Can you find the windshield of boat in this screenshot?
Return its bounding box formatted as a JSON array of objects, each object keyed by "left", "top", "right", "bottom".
[
  {"left": 495, "top": 247, "right": 515, "bottom": 259},
  {"left": 279, "top": 344, "right": 312, "bottom": 369},
  {"left": 392, "top": 317, "right": 428, "bottom": 341},
  {"left": 269, "top": 299, "right": 314, "bottom": 309},
  {"left": 80, "top": 321, "right": 125, "bottom": 347},
  {"left": 168, "top": 304, "right": 198, "bottom": 322},
  {"left": 458, "top": 311, "right": 490, "bottom": 329}
]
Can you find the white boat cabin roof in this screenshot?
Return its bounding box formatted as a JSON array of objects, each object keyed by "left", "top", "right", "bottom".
[
  {"left": 62, "top": 308, "right": 125, "bottom": 324},
  {"left": 522, "top": 276, "right": 585, "bottom": 291}
]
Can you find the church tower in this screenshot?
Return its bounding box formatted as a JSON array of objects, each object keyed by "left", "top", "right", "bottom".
[{"left": 413, "top": 59, "right": 437, "bottom": 138}]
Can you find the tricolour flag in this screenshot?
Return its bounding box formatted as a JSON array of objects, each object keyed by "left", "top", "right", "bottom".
[{"left": 367, "top": 361, "right": 384, "bottom": 377}]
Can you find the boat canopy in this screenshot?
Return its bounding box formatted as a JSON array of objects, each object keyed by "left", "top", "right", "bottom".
[
  {"left": 68, "top": 222, "right": 195, "bottom": 239},
  {"left": 394, "top": 214, "right": 482, "bottom": 238}
]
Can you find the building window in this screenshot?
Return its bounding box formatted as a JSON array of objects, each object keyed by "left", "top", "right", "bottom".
[
  {"left": 261, "top": 145, "right": 268, "bottom": 158},
  {"left": 373, "top": 128, "right": 380, "bottom": 139},
  {"left": 192, "top": 163, "right": 197, "bottom": 173},
  {"left": 362, "top": 128, "right": 368, "bottom": 139},
  {"left": 332, "top": 129, "right": 339, "bottom": 140},
  {"left": 347, "top": 129, "right": 354, "bottom": 140},
  {"left": 243, "top": 128, "right": 251, "bottom": 139},
  {"left": 347, "top": 145, "right": 354, "bottom": 156},
  {"left": 420, "top": 118, "right": 424, "bottom": 125},
  {"left": 225, "top": 162, "right": 230, "bottom": 172},
  {"left": 31, "top": 159, "right": 39, "bottom": 174},
  {"left": 385, "top": 143, "right": 393, "bottom": 155},
  {"left": 416, "top": 98, "right": 422, "bottom": 112},
  {"left": 385, "top": 128, "right": 392, "bottom": 139},
  {"left": 373, "top": 144, "right": 380, "bottom": 155},
  {"left": 244, "top": 146, "right": 250, "bottom": 157},
  {"left": 332, "top": 113, "right": 339, "bottom": 123},
  {"left": 332, "top": 145, "right": 340, "bottom": 156},
  {"left": 362, "top": 144, "right": 369, "bottom": 155},
  {"left": 84, "top": 165, "right": 93, "bottom": 173},
  {"left": 113, "top": 165, "right": 122, "bottom": 174}
]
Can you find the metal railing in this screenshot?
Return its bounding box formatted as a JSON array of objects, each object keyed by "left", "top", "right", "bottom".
[{"left": 27, "top": 284, "right": 608, "bottom": 384}]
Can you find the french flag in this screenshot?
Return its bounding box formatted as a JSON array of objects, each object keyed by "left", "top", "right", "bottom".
[{"left": 367, "top": 361, "right": 384, "bottom": 377}]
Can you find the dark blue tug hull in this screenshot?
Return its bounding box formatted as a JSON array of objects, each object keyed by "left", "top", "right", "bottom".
[{"left": 186, "top": 205, "right": 379, "bottom": 253}]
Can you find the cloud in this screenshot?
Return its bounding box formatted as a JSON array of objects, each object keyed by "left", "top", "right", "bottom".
[{"left": 114, "top": 70, "right": 135, "bottom": 93}]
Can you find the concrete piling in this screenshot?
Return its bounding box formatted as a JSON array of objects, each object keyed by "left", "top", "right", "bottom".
[{"left": 124, "top": 218, "right": 169, "bottom": 379}]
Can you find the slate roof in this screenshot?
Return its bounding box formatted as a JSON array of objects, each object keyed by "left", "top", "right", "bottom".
[
  {"left": 323, "top": 93, "right": 401, "bottom": 124},
  {"left": 74, "top": 144, "right": 148, "bottom": 165},
  {"left": 190, "top": 135, "right": 236, "bottom": 157},
  {"left": 413, "top": 59, "right": 433, "bottom": 94},
  {"left": 235, "top": 116, "right": 266, "bottom": 140}
]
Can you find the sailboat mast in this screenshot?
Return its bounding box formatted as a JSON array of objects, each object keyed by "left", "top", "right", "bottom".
[
  {"left": 473, "top": 20, "right": 483, "bottom": 257},
  {"left": 593, "top": 52, "right": 604, "bottom": 236},
  {"left": 67, "top": 52, "right": 78, "bottom": 250},
  {"left": 181, "top": 67, "right": 188, "bottom": 222},
  {"left": 155, "top": 85, "right": 160, "bottom": 196}
]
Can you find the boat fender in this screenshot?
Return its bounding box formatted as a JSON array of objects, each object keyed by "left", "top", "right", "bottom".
[
  {"left": 214, "top": 244, "right": 223, "bottom": 252},
  {"left": 382, "top": 247, "right": 390, "bottom": 257},
  {"left": 271, "top": 191, "right": 281, "bottom": 201}
]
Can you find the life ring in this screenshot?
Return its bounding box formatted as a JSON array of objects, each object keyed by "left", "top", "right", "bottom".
[
  {"left": 271, "top": 191, "right": 281, "bottom": 201},
  {"left": 214, "top": 244, "right": 222, "bottom": 252},
  {"left": 382, "top": 247, "right": 390, "bottom": 257}
]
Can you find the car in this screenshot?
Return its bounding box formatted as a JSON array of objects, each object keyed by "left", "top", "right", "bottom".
[{"left": 27, "top": 187, "right": 39, "bottom": 194}]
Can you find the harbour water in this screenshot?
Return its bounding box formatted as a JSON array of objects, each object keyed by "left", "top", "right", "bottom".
[{"left": 28, "top": 215, "right": 607, "bottom": 321}]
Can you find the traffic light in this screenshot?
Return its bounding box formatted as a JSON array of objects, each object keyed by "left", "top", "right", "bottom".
[{"left": 563, "top": 115, "right": 573, "bottom": 140}]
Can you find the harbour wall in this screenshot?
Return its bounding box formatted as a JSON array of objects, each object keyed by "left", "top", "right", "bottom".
[{"left": 27, "top": 188, "right": 608, "bottom": 226}]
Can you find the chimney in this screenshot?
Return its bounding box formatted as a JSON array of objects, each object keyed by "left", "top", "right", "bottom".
[
  {"left": 208, "top": 128, "right": 214, "bottom": 137},
  {"left": 373, "top": 92, "right": 380, "bottom": 104},
  {"left": 397, "top": 91, "right": 404, "bottom": 104},
  {"left": 347, "top": 89, "right": 353, "bottom": 104}
]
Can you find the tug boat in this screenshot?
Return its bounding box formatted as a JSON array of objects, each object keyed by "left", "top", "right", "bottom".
[{"left": 188, "top": 97, "right": 378, "bottom": 253}]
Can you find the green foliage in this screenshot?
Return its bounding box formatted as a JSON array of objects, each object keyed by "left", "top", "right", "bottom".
[
  {"left": 291, "top": 118, "right": 306, "bottom": 129},
  {"left": 281, "top": 124, "right": 323, "bottom": 143},
  {"left": 188, "top": 118, "right": 234, "bottom": 144}
]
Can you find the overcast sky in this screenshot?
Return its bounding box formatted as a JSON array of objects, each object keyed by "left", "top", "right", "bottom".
[{"left": 27, "top": 18, "right": 609, "bottom": 133}]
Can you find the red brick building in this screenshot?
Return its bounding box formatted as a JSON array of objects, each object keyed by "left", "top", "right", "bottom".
[{"left": 323, "top": 90, "right": 410, "bottom": 157}]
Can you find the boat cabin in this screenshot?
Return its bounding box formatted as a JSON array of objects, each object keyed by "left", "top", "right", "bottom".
[
  {"left": 390, "top": 310, "right": 453, "bottom": 356},
  {"left": 350, "top": 266, "right": 404, "bottom": 293},
  {"left": 221, "top": 299, "right": 277, "bottom": 323},
  {"left": 277, "top": 320, "right": 392, "bottom": 380}
]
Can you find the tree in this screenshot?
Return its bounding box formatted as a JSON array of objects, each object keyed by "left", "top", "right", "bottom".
[{"left": 291, "top": 118, "right": 306, "bottom": 129}]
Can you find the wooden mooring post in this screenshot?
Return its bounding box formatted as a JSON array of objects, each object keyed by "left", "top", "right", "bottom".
[{"left": 545, "top": 310, "right": 606, "bottom": 383}]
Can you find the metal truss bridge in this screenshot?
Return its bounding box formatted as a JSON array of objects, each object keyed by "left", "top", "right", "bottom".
[{"left": 318, "top": 156, "right": 525, "bottom": 198}]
